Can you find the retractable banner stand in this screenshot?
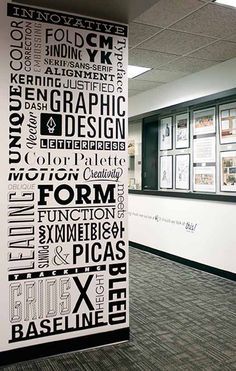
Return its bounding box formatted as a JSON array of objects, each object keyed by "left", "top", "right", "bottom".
[{"left": 0, "top": 1, "right": 129, "bottom": 365}]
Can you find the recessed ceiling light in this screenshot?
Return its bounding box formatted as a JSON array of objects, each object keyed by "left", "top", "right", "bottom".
[
  {"left": 214, "top": 0, "right": 236, "bottom": 8},
  {"left": 128, "top": 65, "right": 151, "bottom": 79}
]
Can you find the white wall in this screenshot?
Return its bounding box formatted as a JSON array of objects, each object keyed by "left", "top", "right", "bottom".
[
  {"left": 128, "top": 59, "right": 236, "bottom": 274},
  {"left": 129, "top": 194, "right": 236, "bottom": 273}
]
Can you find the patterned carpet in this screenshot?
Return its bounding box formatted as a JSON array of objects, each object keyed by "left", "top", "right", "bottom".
[{"left": 1, "top": 247, "right": 236, "bottom": 371}]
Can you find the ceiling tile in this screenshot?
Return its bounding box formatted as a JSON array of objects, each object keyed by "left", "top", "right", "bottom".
[
  {"left": 189, "top": 40, "right": 236, "bottom": 62},
  {"left": 159, "top": 56, "right": 219, "bottom": 72},
  {"left": 135, "top": 69, "right": 188, "bottom": 82},
  {"left": 129, "top": 48, "right": 179, "bottom": 68},
  {"left": 139, "top": 30, "right": 214, "bottom": 55},
  {"left": 134, "top": 0, "right": 204, "bottom": 27},
  {"left": 171, "top": 3, "right": 236, "bottom": 38},
  {"left": 128, "top": 79, "right": 162, "bottom": 91},
  {"left": 129, "top": 22, "right": 162, "bottom": 48}
]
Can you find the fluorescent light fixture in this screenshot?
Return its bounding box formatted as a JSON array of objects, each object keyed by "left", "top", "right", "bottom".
[
  {"left": 128, "top": 65, "right": 151, "bottom": 79},
  {"left": 214, "top": 0, "right": 236, "bottom": 8}
]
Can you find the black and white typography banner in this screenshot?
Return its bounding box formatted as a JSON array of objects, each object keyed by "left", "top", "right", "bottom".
[{"left": 0, "top": 1, "right": 128, "bottom": 352}]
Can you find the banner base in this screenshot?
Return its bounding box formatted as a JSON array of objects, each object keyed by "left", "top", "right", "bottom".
[{"left": 0, "top": 327, "right": 130, "bottom": 366}]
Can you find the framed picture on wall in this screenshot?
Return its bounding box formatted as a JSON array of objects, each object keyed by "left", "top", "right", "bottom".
[
  {"left": 175, "top": 113, "right": 189, "bottom": 149},
  {"left": 193, "top": 166, "right": 216, "bottom": 192},
  {"left": 175, "top": 154, "right": 190, "bottom": 190},
  {"left": 160, "top": 155, "right": 173, "bottom": 189},
  {"left": 193, "top": 107, "right": 216, "bottom": 135},
  {"left": 193, "top": 136, "right": 216, "bottom": 163},
  {"left": 219, "top": 102, "right": 236, "bottom": 144},
  {"left": 160, "top": 117, "right": 173, "bottom": 150},
  {"left": 220, "top": 151, "right": 236, "bottom": 192}
]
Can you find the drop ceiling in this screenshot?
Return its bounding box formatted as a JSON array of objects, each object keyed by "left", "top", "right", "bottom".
[
  {"left": 129, "top": 0, "right": 236, "bottom": 96},
  {"left": 14, "top": 0, "right": 236, "bottom": 97}
]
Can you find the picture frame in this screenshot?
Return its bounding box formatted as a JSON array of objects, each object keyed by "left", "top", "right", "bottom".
[
  {"left": 220, "top": 151, "right": 236, "bottom": 192},
  {"left": 160, "top": 155, "right": 173, "bottom": 189},
  {"left": 175, "top": 154, "right": 190, "bottom": 190},
  {"left": 193, "top": 136, "right": 216, "bottom": 163},
  {"left": 193, "top": 166, "right": 216, "bottom": 193},
  {"left": 160, "top": 117, "right": 173, "bottom": 151},
  {"left": 129, "top": 177, "right": 136, "bottom": 190},
  {"left": 193, "top": 107, "right": 216, "bottom": 135},
  {"left": 219, "top": 102, "right": 236, "bottom": 144},
  {"left": 175, "top": 113, "right": 189, "bottom": 149}
]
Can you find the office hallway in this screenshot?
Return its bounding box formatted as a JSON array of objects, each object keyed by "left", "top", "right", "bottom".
[{"left": 1, "top": 247, "right": 236, "bottom": 371}]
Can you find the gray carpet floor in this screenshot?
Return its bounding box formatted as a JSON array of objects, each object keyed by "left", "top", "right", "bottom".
[{"left": 1, "top": 247, "right": 236, "bottom": 370}]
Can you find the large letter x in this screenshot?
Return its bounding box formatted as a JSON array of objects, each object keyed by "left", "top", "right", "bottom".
[{"left": 72, "top": 275, "right": 94, "bottom": 313}]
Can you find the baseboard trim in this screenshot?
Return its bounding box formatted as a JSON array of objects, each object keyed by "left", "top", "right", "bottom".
[
  {"left": 130, "top": 241, "right": 236, "bottom": 282},
  {"left": 0, "top": 327, "right": 129, "bottom": 366}
]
